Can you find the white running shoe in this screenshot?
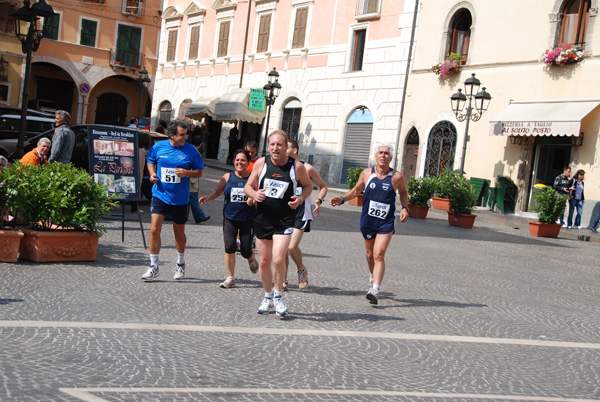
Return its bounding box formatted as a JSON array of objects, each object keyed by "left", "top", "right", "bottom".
[
  {"left": 257, "top": 296, "right": 273, "bottom": 314},
  {"left": 366, "top": 289, "right": 379, "bottom": 305},
  {"left": 173, "top": 263, "right": 185, "bottom": 280},
  {"left": 273, "top": 295, "right": 288, "bottom": 317},
  {"left": 220, "top": 276, "right": 236, "bottom": 288},
  {"left": 142, "top": 265, "right": 159, "bottom": 281},
  {"left": 248, "top": 257, "right": 259, "bottom": 273}
]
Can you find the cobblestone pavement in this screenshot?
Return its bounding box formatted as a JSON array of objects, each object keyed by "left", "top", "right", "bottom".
[{"left": 1, "top": 167, "right": 599, "bottom": 401}]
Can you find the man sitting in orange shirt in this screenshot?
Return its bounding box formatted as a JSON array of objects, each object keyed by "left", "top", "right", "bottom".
[{"left": 21, "top": 138, "right": 51, "bottom": 166}]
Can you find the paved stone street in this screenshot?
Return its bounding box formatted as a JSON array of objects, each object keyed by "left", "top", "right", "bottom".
[{"left": 1, "top": 167, "right": 599, "bottom": 401}]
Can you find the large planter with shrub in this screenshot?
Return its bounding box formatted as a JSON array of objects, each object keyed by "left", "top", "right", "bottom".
[
  {"left": 0, "top": 229, "right": 24, "bottom": 262},
  {"left": 528, "top": 186, "right": 568, "bottom": 238},
  {"left": 346, "top": 166, "right": 365, "bottom": 207},
  {"left": 432, "top": 197, "right": 450, "bottom": 211},
  {"left": 19, "top": 228, "right": 100, "bottom": 262},
  {"left": 2, "top": 162, "right": 116, "bottom": 262},
  {"left": 407, "top": 176, "right": 436, "bottom": 219},
  {"left": 447, "top": 173, "right": 479, "bottom": 229}
]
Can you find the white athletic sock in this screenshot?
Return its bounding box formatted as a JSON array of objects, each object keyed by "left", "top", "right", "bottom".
[
  {"left": 265, "top": 292, "right": 273, "bottom": 299},
  {"left": 177, "top": 252, "right": 185, "bottom": 265},
  {"left": 273, "top": 290, "right": 282, "bottom": 298},
  {"left": 150, "top": 254, "right": 159, "bottom": 267},
  {"left": 373, "top": 284, "right": 380, "bottom": 293}
]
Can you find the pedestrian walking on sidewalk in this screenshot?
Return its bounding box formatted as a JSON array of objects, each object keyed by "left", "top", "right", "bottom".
[
  {"left": 244, "top": 130, "right": 312, "bottom": 318},
  {"left": 553, "top": 166, "right": 571, "bottom": 227},
  {"left": 199, "top": 149, "right": 259, "bottom": 289},
  {"left": 142, "top": 119, "right": 204, "bottom": 281},
  {"left": 330, "top": 143, "right": 409, "bottom": 306},
  {"left": 567, "top": 169, "right": 585, "bottom": 229}
]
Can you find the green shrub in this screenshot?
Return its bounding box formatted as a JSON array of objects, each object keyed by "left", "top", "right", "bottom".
[
  {"left": 407, "top": 176, "right": 436, "bottom": 207},
  {"left": 435, "top": 170, "right": 462, "bottom": 199},
  {"left": 449, "top": 175, "right": 478, "bottom": 215},
  {"left": 534, "top": 188, "right": 568, "bottom": 224},
  {"left": 347, "top": 166, "right": 365, "bottom": 190},
  {"left": 3, "top": 162, "right": 117, "bottom": 236}
]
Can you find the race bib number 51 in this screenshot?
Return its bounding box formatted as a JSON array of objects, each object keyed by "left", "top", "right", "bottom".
[
  {"left": 368, "top": 200, "right": 390, "bottom": 220},
  {"left": 161, "top": 167, "right": 181, "bottom": 183}
]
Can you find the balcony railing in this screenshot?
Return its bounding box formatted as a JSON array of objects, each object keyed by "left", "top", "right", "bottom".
[
  {"left": 110, "top": 48, "right": 145, "bottom": 68},
  {"left": 356, "top": 0, "right": 380, "bottom": 19}
]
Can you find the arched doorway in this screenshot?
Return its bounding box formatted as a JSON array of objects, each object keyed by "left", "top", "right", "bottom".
[
  {"left": 178, "top": 99, "right": 193, "bottom": 119},
  {"left": 95, "top": 93, "right": 128, "bottom": 125},
  {"left": 159, "top": 101, "right": 173, "bottom": 123},
  {"left": 424, "top": 121, "right": 457, "bottom": 176},
  {"left": 341, "top": 107, "right": 373, "bottom": 184},
  {"left": 402, "top": 128, "right": 419, "bottom": 179}
]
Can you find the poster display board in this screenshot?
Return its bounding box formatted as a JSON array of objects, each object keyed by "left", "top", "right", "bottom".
[{"left": 87, "top": 126, "right": 140, "bottom": 201}]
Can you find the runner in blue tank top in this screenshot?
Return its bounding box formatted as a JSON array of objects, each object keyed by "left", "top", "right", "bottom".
[
  {"left": 199, "top": 149, "right": 259, "bottom": 289},
  {"left": 330, "top": 143, "right": 409, "bottom": 306},
  {"left": 244, "top": 130, "right": 313, "bottom": 318}
]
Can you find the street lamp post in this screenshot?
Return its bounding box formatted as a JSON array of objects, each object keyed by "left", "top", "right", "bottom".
[
  {"left": 12, "top": 0, "right": 55, "bottom": 159},
  {"left": 135, "top": 67, "right": 151, "bottom": 125},
  {"left": 261, "top": 67, "right": 281, "bottom": 156},
  {"left": 450, "top": 73, "right": 492, "bottom": 175}
]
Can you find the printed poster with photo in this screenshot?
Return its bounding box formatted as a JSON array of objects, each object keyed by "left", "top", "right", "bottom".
[{"left": 87, "top": 126, "right": 140, "bottom": 201}]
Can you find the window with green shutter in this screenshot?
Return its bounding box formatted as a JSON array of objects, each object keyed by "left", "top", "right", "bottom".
[
  {"left": 80, "top": 19, "right": 97, "bottom": 47},
  {"left": 43, "top": 13, "right": 59, "bottom": 40}
]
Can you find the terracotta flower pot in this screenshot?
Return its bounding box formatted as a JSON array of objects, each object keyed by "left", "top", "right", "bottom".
[
  {"left": 432, "top": 197, "right": 450, "bottom": 211},
  {"left": 19, "top": 228, "right": 100, "bottom": 262},
  {"left": 348, "top": 194, "right": 364, "bottom": 206},
  {"left": 0, "top": 229, "right": 24, "bottom": 263},
  {"left": 528, "top": 221, "right": 561, "bottom": 238},
  {"left": 447, "top": 212, "right": 477, "bottom": 229},
  {"left": 407, "top": 204, "right": 429, "bottom": 219}
]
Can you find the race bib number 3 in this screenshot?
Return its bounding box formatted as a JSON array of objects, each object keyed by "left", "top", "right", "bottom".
[
  {"left": 161, "top": 167, "right": 181, "bottom": 183},
  {"left": 264, "top": 179, "right": 289, "bottom": 199},
  {"left": 368, "top": 200, "right": 390, "bottom": 220},
  {"left": 230, "top": 188, "right": 248, "bottom": 203}
]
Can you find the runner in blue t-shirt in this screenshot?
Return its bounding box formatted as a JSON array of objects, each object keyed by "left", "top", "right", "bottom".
[
  {"left": 330, "top": 143, "right": 409, "bottom": 306},
  {"left": 141, "top": 120, "right": 204, "bottom": 282}
]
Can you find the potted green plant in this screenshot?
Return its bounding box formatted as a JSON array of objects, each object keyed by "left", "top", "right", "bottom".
[
  {"left": 432, "top": 170, "right": 461, "bottom": 211},
  {"left": 346, "top": 166, "right": 365, "bottom": 206},
  {"left": 0, "top": 165, "right": 24, "bottom": 262},
  {"left": 407, "top": 176, "right": 436, "bottom": 219},
  {"left": 528, "top": 186, "right": 568, "bottom": 238},
  {"left": 7, "top": 162, "right": 117, "bottom": 262},
  {"left": 448, "top": 175, "right": 479, "bottom": 229}
]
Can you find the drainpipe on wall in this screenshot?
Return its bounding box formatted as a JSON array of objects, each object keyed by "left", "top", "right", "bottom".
[
  {"left": 392, "top": 0, "right": 420, "bottom": 171},
  {"left": 239, "top": 0, "right": 252, "bottom": 88}
]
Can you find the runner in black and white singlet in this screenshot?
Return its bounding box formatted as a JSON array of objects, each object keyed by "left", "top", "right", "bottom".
[
  {"left": 283, "top": 139, "right": 328, "bottom": 291},
  {"left": 330, "top": 143, "right": 409, "bottom": 306},
  {"left": 244, "top": 130, "right": 313, "bottom": 318},
  {"left": 199, "top": 149, "right": 259, "bottom": 289}
]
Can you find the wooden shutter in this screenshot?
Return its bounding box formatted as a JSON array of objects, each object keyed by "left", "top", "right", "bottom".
[
  {"left": 559, "top": 0, "right": 590, "bottom": 47},
  {"left": 292, "top": 8, "right": 307, "bottom": 49},
  {"left": 352, "top": 29, "right": 366, "bottom": 71},
  {"left": 257, "top": 14, "right": 271, "bottom": 53},
  {"left": 80, "top": 19, "right": 97, "bottom": 47},
  {"left": 217, "top": 21, "right": 230, "bottom": 57},
  {"left": 189, "top": 25, "right": 200, "bottom": 59},
  {"left": 0, "top": 2, "right": 16, "bottom": 33},
  {"left": 167, "top": 30, "right": 177, "bottom": 62}
]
